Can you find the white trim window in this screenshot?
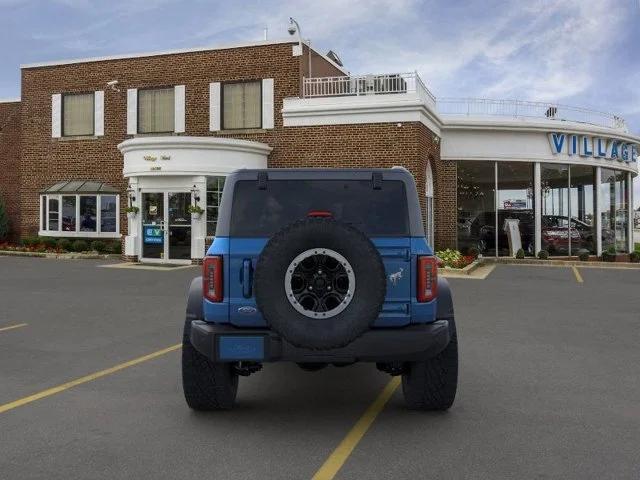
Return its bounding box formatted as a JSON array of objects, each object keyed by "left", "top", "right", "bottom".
[
  {"left": 39, "top": 193, "right": 120, "bottom": 238},
  {"left": 222, "top": 81, "right": 262, "bottom": 130},
  {"left": 127, "top": 85, "right": 185, "bottom": 135},
  {"left": 52, "top": 91, "right": 104, "bottom": 138}
]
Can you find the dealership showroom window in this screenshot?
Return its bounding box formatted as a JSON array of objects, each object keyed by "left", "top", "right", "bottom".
[{"left": 457, "top": 161, "right": 632, "bottom": 257}]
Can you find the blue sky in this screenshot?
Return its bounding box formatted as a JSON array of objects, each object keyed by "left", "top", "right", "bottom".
[{"left": 1, "top": 0, "right": 639, "bottom": 201}]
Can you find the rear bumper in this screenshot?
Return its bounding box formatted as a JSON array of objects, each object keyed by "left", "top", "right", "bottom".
[{"left": 189, "top": 320, "right": 450, "bottom": 363}]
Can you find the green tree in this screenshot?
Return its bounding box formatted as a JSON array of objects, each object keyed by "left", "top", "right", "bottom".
[{"left": 0, "top": 195, "right": 9, "bottom": 240}]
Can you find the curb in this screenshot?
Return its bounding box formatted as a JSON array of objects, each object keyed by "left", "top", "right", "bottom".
[
  {"left": 483, "top": 257, "right": 640, "bottom": 270},
  {"left": 0, "top": 250, "right": 120, "bottom": 260},
  {"left": 439, "top": 259, "right": 484, "bottom": 275}
]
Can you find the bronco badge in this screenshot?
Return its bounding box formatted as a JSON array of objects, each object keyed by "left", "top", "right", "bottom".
[{"left": 388, "top": 268, "right": 404, "bottom": 286}]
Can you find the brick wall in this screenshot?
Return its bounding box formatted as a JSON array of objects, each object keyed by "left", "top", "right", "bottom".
[
  {"left": 0, "top": 101, "right": 21, "bottom": 240},
  {"left": 418, "top": 123, "right": 456, "bottom": 249},
  {"left": 17, "top": 42, "right": 450, "bottom": 248},
  {"left": 19, "top": 42, "right": 303, "bottom": 238}
]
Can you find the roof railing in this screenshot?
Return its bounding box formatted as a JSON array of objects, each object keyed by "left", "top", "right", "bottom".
[
  {"left": 302, "top": 72, "right": 436, "bottom": 107},
  {"left": 301, "top": 75, "right": 628, "bottom": 132},
  {"left": 436, "top": 98, "right": 628, "bottom": 131}
]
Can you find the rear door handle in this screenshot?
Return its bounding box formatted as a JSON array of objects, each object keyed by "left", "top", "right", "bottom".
[{"left": 242, "top": 259, "right": 253, "bottom": 298}]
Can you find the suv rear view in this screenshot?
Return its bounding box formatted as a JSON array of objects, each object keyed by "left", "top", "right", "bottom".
[{"left": 182, "top": 168, "right": 458, "bottom": 410}]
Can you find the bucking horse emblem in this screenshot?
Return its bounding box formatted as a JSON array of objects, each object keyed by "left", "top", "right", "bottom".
[{"left": 388, "top": 268, "right": 404, "bottom": 286}]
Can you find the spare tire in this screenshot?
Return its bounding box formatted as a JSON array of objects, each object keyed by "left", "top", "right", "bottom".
[{"left": 254, "top": 218, "right": 386, "bottom": 350}]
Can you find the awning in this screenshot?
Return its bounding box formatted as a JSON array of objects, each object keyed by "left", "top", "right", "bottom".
[{"left": 41, "top": 180, "right": 120, "bottom": 194}]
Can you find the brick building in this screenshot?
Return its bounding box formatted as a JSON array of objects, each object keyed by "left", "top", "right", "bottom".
[{"left": 0, "top": 38, "right": 638, "bottom": 262}]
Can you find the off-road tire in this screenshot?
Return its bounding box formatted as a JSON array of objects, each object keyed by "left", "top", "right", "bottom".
[
  {"left": 254, "top": 218, "right": 386, "bottom": 350},
  {"left": 182, "top": 319, "right": 239, "bottom": 410},
  {"left": 401, "top": 316, "right": 458, "bottom": 410}
]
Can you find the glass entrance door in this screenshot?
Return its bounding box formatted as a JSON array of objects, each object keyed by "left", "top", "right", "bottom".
[
  {"left": 141, "top": 192, "right": 192, "bottom": 262},
  {"left": 142, "top": 192, "right": 165, "bottom": 259},
  {"left": 168, "top": 192, "right": 191, "bottom": 260}
]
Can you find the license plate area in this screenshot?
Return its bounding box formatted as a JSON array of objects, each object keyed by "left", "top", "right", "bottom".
[{"left": 217, "top": 335, "right": 266, "bottom": 361}]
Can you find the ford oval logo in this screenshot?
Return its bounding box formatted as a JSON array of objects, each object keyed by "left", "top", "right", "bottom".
[{"left": 238, "top": 306, "right": 257, "bottom": 315}]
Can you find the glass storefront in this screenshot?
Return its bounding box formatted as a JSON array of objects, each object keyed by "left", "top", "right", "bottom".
[
  {"left": 570, "top": 165, "right": 596, "bottom": 254},
  {"left": 497, "top": 163, "right": 534, "bottom": 256},
  {"left": 458, "top": 161, "right": 632, "bottom": 256},
  {"left": 457, "top": 161, "right": 496, "bottom": 256},
  {"left": 600, "top": 168, "right": 629, "bottom": 253}
]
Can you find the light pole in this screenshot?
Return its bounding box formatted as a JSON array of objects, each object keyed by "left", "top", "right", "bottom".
[{"left": 288, "top": 17, "right": 312, "bottom": 83}]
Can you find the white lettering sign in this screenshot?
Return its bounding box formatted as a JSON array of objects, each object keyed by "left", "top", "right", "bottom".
[{"left": 548, "top": 132, "right": 638, "bottom": 163}]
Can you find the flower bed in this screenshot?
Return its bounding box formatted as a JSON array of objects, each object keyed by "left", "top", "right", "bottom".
[{"left": 436, "top": 249, "right": 476, "bottom": 269}]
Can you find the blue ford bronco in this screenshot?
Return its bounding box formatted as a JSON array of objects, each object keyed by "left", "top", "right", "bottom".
[{"left": 182, "top": 168, "right": 458, "bottom": 410}]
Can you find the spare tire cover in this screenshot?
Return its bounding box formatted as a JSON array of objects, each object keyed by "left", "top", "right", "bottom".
[{"left": 254, "top": 218, "right": 386, "bottom": 350}]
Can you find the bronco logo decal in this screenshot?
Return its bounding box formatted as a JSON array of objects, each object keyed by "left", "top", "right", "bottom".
[{"left": 388, "top": 268, "right": 404, "bottom": 286}]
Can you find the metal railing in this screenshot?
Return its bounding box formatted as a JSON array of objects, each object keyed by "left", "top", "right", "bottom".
[
  {"left": 302, "top": 72, "right": 436, "bottom": 105},
  {"left": 436, "top": 98, "right": 628, "bottom": 131}
]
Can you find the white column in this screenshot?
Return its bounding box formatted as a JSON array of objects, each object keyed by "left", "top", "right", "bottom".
[
  {"left": 124, "top": 177, "right": 139, "bottom": 258},
  {"left": 628, "top": 171, "right": 634, "bottom": 253},
  {"left": 534, "top": 162, "right": 541, "bottom": 254},
  {"left": 595, "top": 167, "right": 602, "bottom": 256},
  {"left": 191, "top": 175, "right": 207, "bottom": 260}
]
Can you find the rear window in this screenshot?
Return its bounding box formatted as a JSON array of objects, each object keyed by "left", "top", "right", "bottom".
[{"left": 230, "top": 179, "right": 409, "bottom": 237}]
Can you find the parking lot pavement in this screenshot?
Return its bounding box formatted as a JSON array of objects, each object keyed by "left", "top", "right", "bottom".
[{"left": 1, "top": 258, "right": 639, "bottom": 479}]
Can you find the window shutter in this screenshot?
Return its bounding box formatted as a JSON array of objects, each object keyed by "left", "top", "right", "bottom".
[
  {"left": 94, "top": 90, "right": 104, "bottom": 136},
  {"left": 51, "top": 94, "right": 62, "bottom": 138},
  {"left": 174, "top": 85, "right": 185, "bottom": 133},
  {"left": 209, "top": 82, "right": 221, "bottom": 131},
  {"left": 262, "top": 78, "right": 274, "bottom": 129},
  {"left": 127, "top": 88, "right": 137, "bottom": 135}
]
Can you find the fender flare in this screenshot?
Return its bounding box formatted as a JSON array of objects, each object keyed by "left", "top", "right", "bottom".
[
  {"left": 436, "top": 277, "right": 454, "bottom": 320},
  {"left": 186, "top": 276, "right": 204, "bottom": 320}
]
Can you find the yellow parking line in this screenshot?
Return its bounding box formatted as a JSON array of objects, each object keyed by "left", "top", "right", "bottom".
[
  {"left": 572, "top": 266, "right": 584, "bottom": 283},
  {"left": 311, "top": 376, "right": 401, "bottom": 480},
  {"left": 0, "top": 344, "right": 181, "bottom": 414},
  {"left": 0, "top": 323, "right": 28, "bottom": 333}
]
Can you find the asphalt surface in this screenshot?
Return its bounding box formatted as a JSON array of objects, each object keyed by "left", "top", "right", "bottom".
[{"left": 1, "top": 257, "right": 639, "bottom": 479}]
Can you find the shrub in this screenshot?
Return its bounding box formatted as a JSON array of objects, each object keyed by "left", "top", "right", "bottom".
[
  {"left": 537, "top": 250, "right": 549, "bottom": 260},
  {"left": 0, "top": 195, "right": 9, "bottom": 240},
  {"left": 602, "top": 246, "right": 617, "bottom": 262},
  {"left": 467, "top": 246, "right": 480, "bottom": 258},
  {"left": 630, "top": 251, "right": 640, "bottom": 263},
  {"left": 577, "top": 249, "right": 590, "bottom": 262},
  {"left": 40, "top": 237, "right": 58, "bottom": 249},
  {"left": 21, "top": 236, "right": 39, "bottom": 247},
  {"left": 57, "top": 238, "right": 72, "bottom": 252},
  {"left": 108, "top": 241, "right": 122, "bottom": 254},
  {"left": 71, "top": 239, "right": 88, "bottom": 253},
  {"left": 515, "top": 248, "right": 525, "bottom": 259},
  {"left": 90, "top": 240, "right": 107, "bottom": 253}
]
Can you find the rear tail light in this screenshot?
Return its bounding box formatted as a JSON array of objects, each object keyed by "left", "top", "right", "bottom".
[
  {"left": 417, "top": 256, "right": 438, "bottom": 302},
  {"left": 203, "top": 256, "right": 223, "bottom": 302},
  {"left": 307, "top": 210, "right": 333, "bottom": 218}
]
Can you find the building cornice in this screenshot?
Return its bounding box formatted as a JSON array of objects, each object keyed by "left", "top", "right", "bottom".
[{"left": 440, "top": 116, "right": 640, "bottom": 144}]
